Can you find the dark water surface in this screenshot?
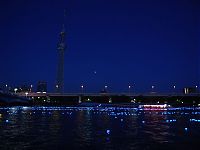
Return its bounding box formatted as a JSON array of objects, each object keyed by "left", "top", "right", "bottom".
[{"left": 0, "top": 106, "right": 200, "bottom": 150}]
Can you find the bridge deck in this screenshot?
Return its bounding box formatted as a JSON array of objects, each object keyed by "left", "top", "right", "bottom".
[{"left": 17, "top": 92, "right": 200, "bottom": 97}]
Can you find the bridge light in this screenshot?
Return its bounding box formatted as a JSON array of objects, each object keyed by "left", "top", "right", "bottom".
[
  {"left": 14, "top": 88, "right": 18, "bottom": 93},
  {"left": 81, "top": 85, "right": 84, "bottom": 94},
  {"left": 25, "top": 92, "right": 28, "bottom": 97}
]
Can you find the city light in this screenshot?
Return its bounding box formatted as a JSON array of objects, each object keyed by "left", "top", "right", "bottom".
[
  {"left": 30, "top": 84, "right": 33, "bottom": 92},
  {"left": 106, "top": 130, "right": 110, "bottom": 135},
  {"left": 128, "top": 85, "right": 131, "bottom": 95},
  {"left": 25, "top": 92, "right": 28, "bottom": 97},
  {"left": 81, "top": 85, "right": 84, "bottom": 94},
  {"left": 14, "top": 88, "right": 18, "bottom": 94}
]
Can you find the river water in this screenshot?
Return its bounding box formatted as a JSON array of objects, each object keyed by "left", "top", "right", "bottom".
[{"left": 0, "top": 106, "right": 200, "bottom": 150}]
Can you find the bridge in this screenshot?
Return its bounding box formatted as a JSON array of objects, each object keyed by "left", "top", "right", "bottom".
[
  {"left": 17, "top": 92, "right": 200, "bottom": 97},
  {"left": 0, "top": 91, "right": 199, "bottom": 105}
]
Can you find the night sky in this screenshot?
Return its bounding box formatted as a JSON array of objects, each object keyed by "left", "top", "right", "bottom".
[{"left": 0, "top": 0, "right": 199, "bottom": 93}]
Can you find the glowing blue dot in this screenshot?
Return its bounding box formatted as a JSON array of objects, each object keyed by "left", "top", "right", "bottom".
[
  {"left": 185, "top": 128, "right": 188, "bottom": 131},
  {"left": 142, "top": 121, "right": 145, "bottom": 123},
  {"left": 5, "top": 120, "right": 9, "bottom": 123},
  {"left": 121, "top": 119, "right": 123, "bottom": 122},
  {"left": 106, "top": 130, "right": 110, "bottom": 135}
]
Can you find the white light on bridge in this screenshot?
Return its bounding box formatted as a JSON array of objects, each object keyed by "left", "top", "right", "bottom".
[
  {"left": 25, "top": 92, "right": 28, "bottom": 97},
  {"left": 14, "top": 88, "right": 18, "bottom": 94}
]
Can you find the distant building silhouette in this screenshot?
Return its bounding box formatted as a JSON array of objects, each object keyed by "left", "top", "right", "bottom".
[
  {"left": 56, "top": 10, "right": 66, "bottom": 93},
  {"left": 37, "top": 81, "right": 47, "bottom": 93},
  {"left": 183, "top": 87, "right": 196, "bottom": 94}
]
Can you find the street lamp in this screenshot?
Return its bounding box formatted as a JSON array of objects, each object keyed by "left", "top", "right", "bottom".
[
  {"left": 25, "top": 92, "right": 28, "bottom": 98},
  {"left": 104, "top": 85, "right": 108, "bottom": 92},
  {"left": 30, "top": 85, "right": 33, "bottom": 92},
  {"left": 81, "top": 85, "right": 84, "bottom": 94},
  {"left": 196, "top": 85, "right": 198, "bottom": 93},
  {"left": 128, "top": 85, "right": 131, "bottom": 95},
  {"left": 5, "top": 84, "right": 8, "bottom": 92},
  {"left": 151, "top": 85, "right": 155, "bottom": 93},
  {"left": 14, "top": 88, "right": 18, "bottom": 94},
  {"left": 173, "top": 85, "right": 176, "bottom": 94},
  {"left": 56, "top": 85, "right": 59, "bottom": 90}
]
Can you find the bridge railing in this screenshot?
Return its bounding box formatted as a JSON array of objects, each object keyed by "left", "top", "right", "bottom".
[{"left": 16, "top": 92, "right": 200, "bottom": 97}]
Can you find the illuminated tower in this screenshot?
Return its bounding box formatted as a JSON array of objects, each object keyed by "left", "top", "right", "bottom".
[{"left": 56, "top": 12, "right": 66, "bottom": 93}]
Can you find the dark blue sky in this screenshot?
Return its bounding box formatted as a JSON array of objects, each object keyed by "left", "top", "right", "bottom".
[{"left": 0, "top": 0, "right": 199, "bottom": 93}]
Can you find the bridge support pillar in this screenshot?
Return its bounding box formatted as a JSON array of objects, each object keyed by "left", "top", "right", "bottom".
[{"left": 78, "top": 96, "right": 82, "bottom": 103}]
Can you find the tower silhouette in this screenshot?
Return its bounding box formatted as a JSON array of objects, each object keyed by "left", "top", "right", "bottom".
[{"left": 56, "top": 11, "right": 66, "bottom": 93}]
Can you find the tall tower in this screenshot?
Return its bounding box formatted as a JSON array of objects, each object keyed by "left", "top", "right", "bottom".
[{"left": 56, "top": 11, "right": 66, "bottom": 93}]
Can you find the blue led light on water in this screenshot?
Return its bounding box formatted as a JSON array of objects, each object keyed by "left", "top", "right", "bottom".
[
  {"left": 106, "top": 130, "right": 110, "bottom": 135},
  {"left": 189, "top": 119, "right": 200, "bottom": 122}
]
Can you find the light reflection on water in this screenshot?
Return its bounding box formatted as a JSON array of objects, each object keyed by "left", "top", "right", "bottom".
[{"left": 0, "top": 106, "right": 200, "bottom": 149}]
